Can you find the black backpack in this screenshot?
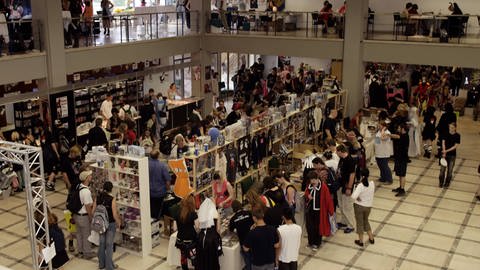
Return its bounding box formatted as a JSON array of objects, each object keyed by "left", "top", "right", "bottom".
[
  {"left": 159, "top": 135, "right": 173, "bottom": 156},
  {"left": 66, "top": 184, "right": 87, "bottom": 214}
]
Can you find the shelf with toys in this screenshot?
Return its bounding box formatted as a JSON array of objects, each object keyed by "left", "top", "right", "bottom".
[{"left": 88, "top": 150, "right": 152, "bottom": 257}]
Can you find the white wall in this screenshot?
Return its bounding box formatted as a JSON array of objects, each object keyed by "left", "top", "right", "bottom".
[
  {"left": 290, "top": 57, "right": 332, "bottom": 73},
  {"left": 285, "top": 0, "right": 345, "bottom": 12},
  {"left": 143, "top": 70, "right": 175, "bottom": 96}
]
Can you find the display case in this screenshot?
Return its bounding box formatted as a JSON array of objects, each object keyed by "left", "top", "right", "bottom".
[
  {"left": 182, "top": 140, "right": 233, "bottom": 195},
  {"left": 90, "top": 154, "right": 152, "bottom": 257}
]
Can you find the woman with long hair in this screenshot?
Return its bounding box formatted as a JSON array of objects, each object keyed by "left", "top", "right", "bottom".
[
  {"left": 175, "top": 193, "right": 199, "bottom": 270},
  {"left": 351, "top": 168, "right": 375, "bottom": 247}
]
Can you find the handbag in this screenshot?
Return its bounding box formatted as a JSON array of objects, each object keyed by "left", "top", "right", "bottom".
[{"left": 175, "top": 239, "right": 197, "bottom": 260}]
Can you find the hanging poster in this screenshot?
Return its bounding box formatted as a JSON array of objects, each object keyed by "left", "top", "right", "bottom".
[
  {"left": 56, "top": 96, "right": 69, "bottom": 118},
  {"left": 168, "top": 159, "right": 194, "bottom": 198}
]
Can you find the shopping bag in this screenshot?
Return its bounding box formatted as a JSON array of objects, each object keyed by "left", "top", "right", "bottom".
[
  {"left": 88, "top": 230, "right": 100, "bottom": 246},
  {"left": 64, "top": 210, "right": 77, "bottom": 233},
  {"left": 329, "top": 213, "right": 338, "bottom": 235}
]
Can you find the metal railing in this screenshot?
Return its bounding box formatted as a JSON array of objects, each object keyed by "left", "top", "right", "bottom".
[
  {"left": 366, "top": 12, "right": 480, "bottom": 44},
  {"left": 0, "top": 19, "right": 42, "bottom": 57},
  {"left": 64, "top": 10, "right": 199, "bottom": 48},
  {"left": 206, "top": 10, "right": 345, "bottom": 39}
]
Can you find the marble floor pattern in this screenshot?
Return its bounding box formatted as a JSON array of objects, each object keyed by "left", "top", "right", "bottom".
[{"left": 1, "top": 113, "right": 480, "bottom": 270}]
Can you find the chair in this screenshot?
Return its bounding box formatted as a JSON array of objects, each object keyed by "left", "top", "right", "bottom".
[
  {"left": 393, "top": 12, "right": 406, "bottom": 40},
  {"left": 367, "top": 13, "right": 375, "bottom": 38},
  {"left": 311, "top": 12, "right": 321, "bottom": 37}
]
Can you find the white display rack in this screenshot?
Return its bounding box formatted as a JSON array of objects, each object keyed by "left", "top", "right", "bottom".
[{"left": 90, "top": 154, "right": 152, "bottom": 257}]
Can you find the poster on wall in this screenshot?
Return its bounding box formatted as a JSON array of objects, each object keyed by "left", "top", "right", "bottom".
[
  {"left": 205, "top": 66, "right": 212, "bottom": 80},
  {"left": 56, "top": 96, "right": 69, "bottom": 119}
]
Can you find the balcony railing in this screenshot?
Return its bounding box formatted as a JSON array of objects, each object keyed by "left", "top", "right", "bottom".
[
  {"left": 63, "top": 11, "right": 199, "bottom": 48},
  {"left": 206, "top": 10, "right": 345, "bottom": 39},
  {"left": 366, "top": 13, "right": 480, "bottom": 45},
  {"left": 0, "top": 18, "right": 42, "bottom": 57}
]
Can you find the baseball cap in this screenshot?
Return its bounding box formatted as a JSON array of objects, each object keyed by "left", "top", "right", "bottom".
[{"left": 79, "top": 170, "right": 93, "bottom": 182}]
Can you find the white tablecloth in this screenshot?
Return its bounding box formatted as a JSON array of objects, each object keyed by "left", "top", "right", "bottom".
[{"left": 167, "top": 231, "right": 244, "bottom": 270}]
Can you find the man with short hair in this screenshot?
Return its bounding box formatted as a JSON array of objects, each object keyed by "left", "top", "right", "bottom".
[
  {"left": 322, "top": 109, "right": 338, "bottom": 140},
  {"left": 278, "top": 208, "right": 302, "bottom": 270},
  {"left": 229, "top": 200, "right": 254, "bottom": 270},
  {"left": 243, "top": 207, "right": 280, "bottom": 270},
  {"left": 100, "top": 93, "right": 113, "bottom": 120},
  {"left": 149, "top": 150, "right": 171, "bottom": 219},
  {"left": 74, "top": 170, "right": 95, "bottom": 259},
  {"left": 336, "top": 144, "right": 356, "bottom": 233},
  {"left": 87, "top": 118, "right": 108, "bottom": 149}
]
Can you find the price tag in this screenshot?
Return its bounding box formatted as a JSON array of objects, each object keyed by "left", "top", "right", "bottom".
[{"left": 73, "top": 74, "right": 81, "bottom": 82}]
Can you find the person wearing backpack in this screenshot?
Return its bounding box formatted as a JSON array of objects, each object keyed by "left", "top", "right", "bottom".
[
  {"left": 118, "top": 99, "right": 137, "bottom": 122},
  {"left": 73, "top": 170, "right": 95, "bottom": 259},
  {"left": 93, "top": 181, "right": 122, "bottom": 270}
]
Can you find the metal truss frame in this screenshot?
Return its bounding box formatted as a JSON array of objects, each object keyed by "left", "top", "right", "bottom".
[{"left": 0, "top": 140, "right": 51, "bottom": 270}]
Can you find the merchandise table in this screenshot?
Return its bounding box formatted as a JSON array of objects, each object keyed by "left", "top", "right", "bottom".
[{"left": 167, "top": 231, "right": 244, "bottom": 270}]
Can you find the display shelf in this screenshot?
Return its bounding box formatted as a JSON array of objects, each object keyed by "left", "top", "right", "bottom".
[
  {"left": 89, "top": 154, "right": 151, "bottom": 257},
  {"left": 117, "top": 200, "right": 141, "bottom": 209},
  {"left": 13, "top": 99, "right": 41, "bottom": 132},
  {"left": 90, "top": 163, "right": 139, "bottom": 176},
  {"left": 73, "top": 78, "right": 144, "bottom": 127}
]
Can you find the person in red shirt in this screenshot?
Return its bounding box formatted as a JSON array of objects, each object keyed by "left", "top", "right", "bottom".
[{"left": 338, "top": 1, "right": 346, "bottom": 15}]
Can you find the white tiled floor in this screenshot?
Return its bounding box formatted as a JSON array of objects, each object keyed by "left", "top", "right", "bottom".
[{"left": 1, "top": 113, "right": 480, "bottom": 270}]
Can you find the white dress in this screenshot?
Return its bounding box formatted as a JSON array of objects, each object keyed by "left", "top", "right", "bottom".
[{"left": 408, "top": 107, "right": 422, "bottom": 157}]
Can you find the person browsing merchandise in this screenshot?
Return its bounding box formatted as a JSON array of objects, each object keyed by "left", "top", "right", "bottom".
[
  {"left": 229, "top": 200, "right": 254, "bottom": 270},
  {"left": 243, "top": 207, "right": 280, "bottom": 270}
]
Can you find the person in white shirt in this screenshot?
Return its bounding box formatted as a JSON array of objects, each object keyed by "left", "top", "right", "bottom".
[
  {"left": 351, "top": 168, "right": 375, "bottom": 247},
  {"left": 374, "top": 121, "right": 393, "bottom": 184},
  {"left": 278, "top": 208, "right": 302, "bottom": 270},
  {"left": 100, "top": 93, "right": 113, "bottom": 121},
  {"left": 74, "top": 170, "right": 95, "bottom": 258},
  {"left": 118, "top": 100, "right": 138, "bottom": 121}
]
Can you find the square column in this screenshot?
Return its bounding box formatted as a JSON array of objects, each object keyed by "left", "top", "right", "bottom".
[{"left": 342, "top": 0, "right": 369, "bottom": 116}]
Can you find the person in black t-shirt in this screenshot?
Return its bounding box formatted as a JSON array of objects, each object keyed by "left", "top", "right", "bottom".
[
  {"left": 175, "top": 194, "right": 199, "bottom": 270},
  {"left": 61, "top": 145, "right": 83, "bottom": 190},
  {"left": 336, "top": 144, "right": 356, "bottom": 233},
  {"left": 323, "top": 109, "right": 338, "bottom": 140},
  {"left": 229, "top": 200, "right": 254, "bottom": 270},
  {"left": 439, "top": 123, "right": 460, "bottom": 188},
  {"left": 88, "top": 118, "right": 108, "bottom": 150},
  {"left": 390, "top": 123, "right": 409, "bottom": 197},
  {"left": 243, "top": 207, "right": 280, "bottom": 270}
]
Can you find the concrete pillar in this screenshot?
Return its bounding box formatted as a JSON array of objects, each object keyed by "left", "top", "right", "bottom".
[
  {"left": 31, "top": 0, "right": 67, "bottom": 89},
  {"left": 190, "top": 0, "right": 210, "bottom": 34},
  {"left": 342, "top": 0, "right": 368, "bottom": 116}
]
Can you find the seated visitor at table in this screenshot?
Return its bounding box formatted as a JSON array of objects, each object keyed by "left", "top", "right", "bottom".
[
  {"left": 168, "top": 83, "right": 181, "bottom": 100},
  {"left": 446, "top": 2, "right": 464, "bottom": 37},
  {"left": 170, "top": 134, "right": 189, "bottom": 159},
  {"left": 401, "top": 2, "right": 413, "bottom": 18}
]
